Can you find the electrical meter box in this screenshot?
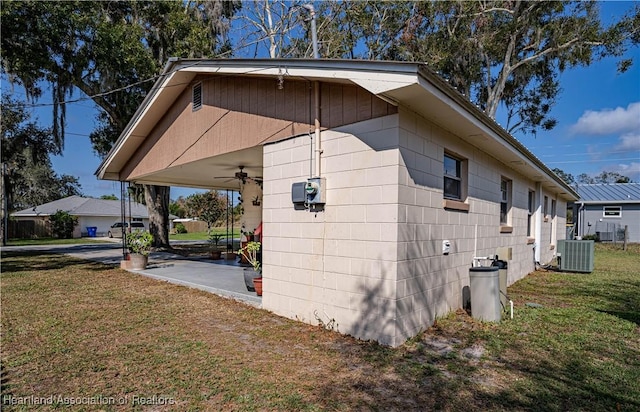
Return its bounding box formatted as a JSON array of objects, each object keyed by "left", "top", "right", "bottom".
[{"left": 305, "top": 177, "right": 325, "bottom": 204}]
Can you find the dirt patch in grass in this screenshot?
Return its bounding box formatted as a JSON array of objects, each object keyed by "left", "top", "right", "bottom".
[{"left": 2, "top": 246, "right": 639, "bottom": 411}]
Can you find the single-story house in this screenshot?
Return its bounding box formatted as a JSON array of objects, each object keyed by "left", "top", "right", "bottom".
[
  {"left": 574, "top": 183, "right": 640, "bottom": 242},
  {"left": 96, "top": 59, "right": 578, "bottom": 346},
  {"left": 11, "top": 195, "right": 150, "bottom": 238}
]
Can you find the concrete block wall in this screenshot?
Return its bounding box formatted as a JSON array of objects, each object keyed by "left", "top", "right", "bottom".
[
  {"left": 261, "top": 109, "right": 568, "bottom": 347},
  {"left": 262, "top": 116, "right": 404, "bottom": 345},
  {"left": 394, "top": 108, "right": 567, "bottom": 341}
]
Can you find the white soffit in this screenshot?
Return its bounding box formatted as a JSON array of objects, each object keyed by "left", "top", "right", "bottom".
[
  {"left": 384, "top": 72, "right": 576, "bottom": 199},
  {"left": 185, "top": 64, "right": 416, "bottom": 96}
]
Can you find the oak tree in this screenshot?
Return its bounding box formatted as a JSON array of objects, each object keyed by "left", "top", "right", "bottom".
[
  {"left": 1, "top": 97, "right": 82, "bottom": 213},
  {"left": 294, "top": 1, "right": 639, "bottom": 135},
  {"left": 1, "top": 0, "right": 238, "bottom": 247},
  {"left": 184, "top": 191, "right": 227, "bottom": 233}
]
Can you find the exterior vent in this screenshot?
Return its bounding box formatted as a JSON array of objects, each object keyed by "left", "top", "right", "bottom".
[
  {"left": 192, "top": 82, "right": 202, "bottom": 111},
  {"left": 556, "top": 240, "right": 594, "bottom": 273}
]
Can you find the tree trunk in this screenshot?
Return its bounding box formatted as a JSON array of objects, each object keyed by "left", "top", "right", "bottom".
[
  {"left": 1, "top": 170, "right": 8, "bottom": 246},
  {"left": 144, "top": 184, "right": 170, "bottom": 248},
  {"left": 265, "top": 0, "right": 277, "bottom": 59}
]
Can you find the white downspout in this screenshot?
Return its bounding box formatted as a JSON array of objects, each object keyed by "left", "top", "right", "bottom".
[
  {"left": 534, "top": 182, "right": 543, "bottom": 263},
  {"left": 577, "top": 203, "right": 585, "bottom": 239},
  {"left": 314, "top": 81, "right": 322, "bottom": 178}
]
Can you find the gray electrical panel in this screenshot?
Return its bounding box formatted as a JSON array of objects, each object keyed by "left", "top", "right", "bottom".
[{"left": 291, "top": 182, "right": 307, "bottom": 204}]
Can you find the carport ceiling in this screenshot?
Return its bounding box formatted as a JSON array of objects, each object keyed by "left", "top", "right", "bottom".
[{"left": 130, "top": 146, "right": 263, "bottom": 190}]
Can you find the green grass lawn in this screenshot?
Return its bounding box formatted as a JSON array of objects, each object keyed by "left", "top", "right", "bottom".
[
  {"left": 1, "top": 244, "right": 638, "bottom": 411},
  {"left": 5, "top": 237, "right": 112, "bottom": 246},
  {"left": 169, "top": 228, "right": 240, "bottom": 242},
  {"left": 6, "top": 228, "right": 240, "bottom": 244},
  {"left": 427, "top": 243, "right": 640, "bottom": 410}
]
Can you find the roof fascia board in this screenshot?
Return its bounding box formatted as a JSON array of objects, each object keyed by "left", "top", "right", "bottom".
[
  {"left": 576, "top": 200, "right": 640, "bottom": 205},
  {"left": 96, "top": 58, "right": 187, "bottom": 179},
  {"left": 180, "top": 58, "right": 420, "bottom": 74}
]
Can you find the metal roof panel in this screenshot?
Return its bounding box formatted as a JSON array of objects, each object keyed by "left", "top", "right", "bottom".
[{"left": 576, "top": 183, "right": 640, "bottom": 203}]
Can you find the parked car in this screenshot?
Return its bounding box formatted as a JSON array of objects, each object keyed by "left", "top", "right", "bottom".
[{"left": 108, "top": 221, "right": 145, "bottom": 238}]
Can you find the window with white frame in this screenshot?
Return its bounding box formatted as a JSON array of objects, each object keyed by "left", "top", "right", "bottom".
[
  {"left": 500, "top": 178, "right": 512, "bottom": 225},
  {"left": 603, "top": 206, "right": 622, "bottom": 218},
  {"left": 444, "top": 153, "right": 463, "bottom": 200},
  {"left": 544, "top": 195, "right": 549, "bottom": 218}
]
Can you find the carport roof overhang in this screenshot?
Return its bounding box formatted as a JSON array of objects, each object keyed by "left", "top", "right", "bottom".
[{"left": 95, "top": 58, "right": 578, "bottom": 200}]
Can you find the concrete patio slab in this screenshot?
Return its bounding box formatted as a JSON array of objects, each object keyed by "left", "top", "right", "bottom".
[
  {"left": 132, "top": 253, "right": 262, "bottom": 306},
  {"left": 2, "top": 242, "right": 262, "bottom": 306}
]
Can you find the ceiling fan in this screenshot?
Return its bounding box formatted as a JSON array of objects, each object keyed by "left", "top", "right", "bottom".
[{"left": 215, "top": 166, "right": 263, "bottom": 187}]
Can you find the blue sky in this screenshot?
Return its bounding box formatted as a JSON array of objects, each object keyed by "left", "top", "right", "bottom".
[
  {"left": 7, "top": 1, "right": 640, "bottom": 199},
  {"left": 506, "top": 1, "right": 640, "bottom": 183},
  {"left": 507, "top": 48, "right": 640, "bottom": 183}
]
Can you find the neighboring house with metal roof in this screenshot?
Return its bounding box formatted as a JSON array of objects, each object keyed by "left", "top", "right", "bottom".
[
  {"left": 95, "top": 58, "right": 578, "bottom": 346},
  {"left": 574, "top": 183, "right": 640, "bottom": 243},
  {"left": 11, "top": 195, "right": 150, "bottom": 238}
]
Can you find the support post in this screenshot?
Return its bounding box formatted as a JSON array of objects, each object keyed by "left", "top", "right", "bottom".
[{"left": 1, "top": 163, "right": 7, "bottom": 246}]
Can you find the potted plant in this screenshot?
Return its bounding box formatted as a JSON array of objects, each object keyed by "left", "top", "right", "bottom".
[
  {"left": 208, "top": 233, "right": 224, "bottom": 260},
  {"left": 240, "top": 241, "right": 262, "bottom": 295},
  {"left": 126, "top": 230, "right": 153, "bottom": 270},
  {"left": 240, "top": 230, "right": 254, "bottom": 264}
]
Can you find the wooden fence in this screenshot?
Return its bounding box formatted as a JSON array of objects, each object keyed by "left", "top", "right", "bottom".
[
  {"left": 8, "top": 219, "right": 52, "bottom": 239},
  {"left": 174, "top": 220, "right": 209, "bottom": 233}
]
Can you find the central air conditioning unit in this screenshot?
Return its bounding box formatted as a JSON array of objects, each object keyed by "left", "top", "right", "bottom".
[
  {"left": 556, "top": 240, "right": 595, "bottom": 273},
  {"left": 596, "top": 231, "right": 613, "bottom": 242}
]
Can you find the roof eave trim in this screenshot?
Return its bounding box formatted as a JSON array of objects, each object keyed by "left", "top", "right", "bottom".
[
  {"left": 415, "top": 65, "right": 579, "bottom": 200},
  {"left": 95, "top": 57, "right": 184, "bottom": 179},
  {"left": 575, "top": 200, "right": 640, "bottom": 204}
]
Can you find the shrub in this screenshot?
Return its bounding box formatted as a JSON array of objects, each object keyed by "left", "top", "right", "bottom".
[
  {"left": 175, "top": 223, "right": 187, "bottom": 234},
  {"left": 582, "top": 234, "right": 599, "bottom": 241},
  {"left": 126, "top": 231, "right": 153, "bottom": 255},
  {"left": 49, "top": 210, "right": 78, "bottom": 239}
]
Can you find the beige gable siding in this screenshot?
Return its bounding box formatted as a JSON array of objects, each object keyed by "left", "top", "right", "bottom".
[{"left": 120, "top": 77, "right": 397, "bottom": 181}]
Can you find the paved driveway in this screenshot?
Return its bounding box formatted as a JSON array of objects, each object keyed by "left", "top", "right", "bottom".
[{"left": 2, "top": 241, "right": 261, "bottom": 306}]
